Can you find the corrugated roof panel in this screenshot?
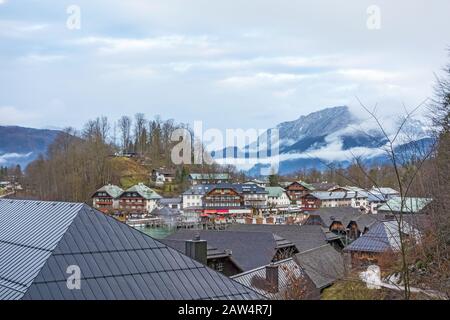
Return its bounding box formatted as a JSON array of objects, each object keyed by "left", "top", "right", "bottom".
[
  {"left": 2, "top": 199, "right": 261, "bottom": 300},
  {"left": 0, "top": 200, "right": 83, "bottom": 300}
]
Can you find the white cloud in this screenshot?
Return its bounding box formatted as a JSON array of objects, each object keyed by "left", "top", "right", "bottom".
[
  {"left": 18, "top": 54, "right": 66, "bottom": 64},
  {"left": 0, "top": 152, "right": 32, "bottom": 165},
  {"left": 0, "top": 20, "right": 48, "bottom": 38},
  {"left": 337, "top": 69, "right": 400, "bottom": 82},
  {"left": 72, "top": 35, "right": 224, "bottom": 56},
  {"left": 218, "top": 72, "right": 315, "bottom": 88},
  {"left": 0, "top": 106, "right": 39, "bottom": 126}
]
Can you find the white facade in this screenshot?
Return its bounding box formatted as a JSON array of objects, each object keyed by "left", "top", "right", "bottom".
[
  {"left": 182, "top": 194, "right": 203, "bottom": 208},
  {"left": 267, "top": 191, "right": 290, "bottom": 207}
]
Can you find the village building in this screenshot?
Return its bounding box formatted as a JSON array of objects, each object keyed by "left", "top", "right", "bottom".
[
  {"left": 303, "top": 207, "right": 378, "bottom": 245},
  {"left": 151, "top": 167, "right": 176, "bottom": 185},
  {"left": 182, "top": 184, "right": 209, "bottom": 209},
  {"left": 344, "top": 220, "right": 421, "bottom": 267},
  {"left": 238, "top": 183, "right": 268, "bottom": 211},
  {"left": 91, "top": 184, "right": 124, "bottom": 213},
  {"left": 377, "top": 196, "right": 432, "bottom": 216},
  {"left": 369, "top": 187, "right": 400, "bottom": 200},
  {"left": 244, "top": 179, "right": 267, "bottom": 188},
  {"left": 161, "top": 236, "right": 242, "bottom": 276},
  {"left": 367, "top": 192, "right": 387, "bottom": 213},
  {"left": 163, "top": 229, "right": 299, "bottom": 274},
  {"left": 265, "top": 186, "right": 291, "bottom": 211},
  {"left": 188, "top": 173, "right": 230, "bottom": 185},
  {"left": 300, "top": 191, "right": 368, "bottom": 211},
  {"left": 231, "top": 258, "right": 320, "bottom": 300},
  {"left": 310, "top": 182, "right": 339, "bottom": 191},
  {"left": 284, "top": 181, "right": 315, "bottom": 205},
  {"left": 0, "top": 199, "right": 261, "bottom": 300},
  {"left": 182, "top": 183, "right": 267, "bottom": 216},
  {"left": 203, "top": 184, "right": 244, "bottom": 209},
  {"left": 118, "top": 183, "right": 162, "bottom": 214},
  {"left": 294, "top": 245, "right": 345, "bottom": 291},
  {"left": 227, "top": 224, "right": 334, "bottom": 253},
  {"left": 158, "top": 197, "right": 182, "bottom": 210}
]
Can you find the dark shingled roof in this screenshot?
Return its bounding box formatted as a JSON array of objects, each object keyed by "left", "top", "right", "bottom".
[
  {"left": 231, "top": 258, "right": 307, "bottom": 300},
  {"left": 294, "top": 245, "right": 345, "bottom": 289},
  {"left": 162, "top": 229, "right": 294, "bottom": 271},
  {"left": 0, "top": 199, "right": 262, "bottom": 300},
  {"left": 227, "top": 224, "right": 329, "bottom": 252},
  {"left": 306, "top": 207, "right": 378, "bottom": 232}
]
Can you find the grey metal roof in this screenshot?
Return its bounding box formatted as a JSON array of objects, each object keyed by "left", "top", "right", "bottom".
[
  {"left": 310, "top": 191, "right": 364, "bottom": 200},
  {"left": 377, "top": 196, "right": 432, "bottom": 213},
  {"left": 123, "top": 183, "right": 162, "bottom": 200},
  {"left": 0, "top": 200, "right": 84, "bottom": 300},
  {"left": 344, "top": 220, "right": 421, "bottom": 254},
  {"left": 231, "top": 258, "right": 306, "bottom": 299},
  {"left": 227, "top": 224, "right": 329, "bottom": 253},
  {"left": 294, "top": 245, "right": 345, "bottom": 289},
  {"left": 163, "top": 230, "right": 291, "bottom": 271},
  {"left": 0, "top": 199, "right": 262, "bottom": 300},
  {"left": 94, "top": 184, "right": 124, "bottom": 199},
  {"left": 160, "top": 239, "right": 233, "bottom": 260}
]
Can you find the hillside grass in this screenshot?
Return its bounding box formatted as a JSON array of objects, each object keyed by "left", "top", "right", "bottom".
[
  {"left": 109, "top": 157, "right": 150, "bottom": 189},
  {"left": 107, "top": 157, "right": 180, "bottom": 196}
]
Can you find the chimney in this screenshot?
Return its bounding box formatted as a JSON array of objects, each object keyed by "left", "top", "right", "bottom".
[
  {"left": 266, "top": 263, "right": 279, "bottom": 293},
  {"left": 185, "top": 233, "right": 207, "bottom": 265}
]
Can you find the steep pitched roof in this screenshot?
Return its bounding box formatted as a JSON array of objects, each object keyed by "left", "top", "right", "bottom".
[
  {"left": 265, "top": 186, "right": 287, "bottom": 198},
  {"left": 231, "top": 258, "right": 307, "bottom": 299},
  {"left": 124, "top": 183, "right": 162, "bottom": 200},
  {"left": 378, "top": 196, "right": 432, "bottom": 213},
  {"left": 369, "top": 187, "right": 399, "bottom": 196},
  {"left": 0, "top": 199, "right": 261, "bottom": 300},
  {"left": 286, "top": 181, "right": 315, "bottom": 190},
  {"left": 310, "top": 191, "right": 365, "bottom": 200},
  {"left": 94, "top": 184, "right": 124, "bottom": 198},
  {"left": 227, "top": 224, "right": 328, "bottom": 253},
  {"left": 162, "top": 230, "right": 292, "bottom": 271},
  {"left": 344, "top": 220, "right": 421, "bottom": 253},
  {"left": 306, "top": 207, "right": 377, "bottom": 231},
  {"left": 294, "top": 245, "right": 345, "bottom": 289}
]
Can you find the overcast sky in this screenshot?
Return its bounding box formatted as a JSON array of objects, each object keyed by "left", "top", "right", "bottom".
[{"left": 0, "top": 0, "right": 449, "bottom": 132}]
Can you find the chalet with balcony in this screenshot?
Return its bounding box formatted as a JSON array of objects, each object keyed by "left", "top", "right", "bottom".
[
  {"left": 203, "top": 184, "right": 244, "bottom": 209},
  {"left": 119, "top": 183, "right": 162, "bottom": 214},
  {"left": 237, "top": 183, "right": 268, "bottom": 211},
  {"left": 300, "top": 191, "right": 369, "bottom": 211},
  {"left": 92, "top": 184, "right": 124, "bottom": 213},
  {"left": 284, "top": 181, "right": 315, "bottom": 204},
  {"left": 182, "top": 183, "right": 267, "bottom": 216}
]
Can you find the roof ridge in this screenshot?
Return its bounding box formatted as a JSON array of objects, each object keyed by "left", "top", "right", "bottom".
[
  {"left": 297, "top": 244, "right": 331, "bottom": 255},
  {"left": 230, "top": 257, "right": 295, "bottom": 278}
]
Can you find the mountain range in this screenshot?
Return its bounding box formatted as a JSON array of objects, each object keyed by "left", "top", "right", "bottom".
[
  {"left": 0, "top": 106, "right": 431, "bottom": 174},
  {"left": 220, "top": 106, "right": 431, "bottom": 176},
  {"left": 0, "top": 126, "right": 61, "bottom": 168}
]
